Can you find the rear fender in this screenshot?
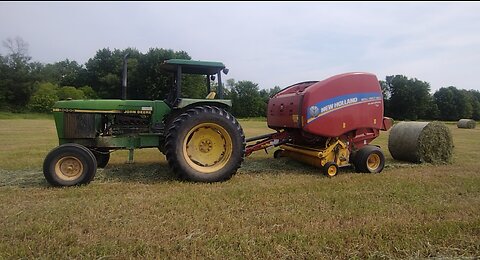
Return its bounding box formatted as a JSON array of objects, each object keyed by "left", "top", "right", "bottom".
[
  {"left": 176, "top": 98, "right": 232, "bottom": 110},
  {"left": 164, "top": 99, "right": 233, "bottom": 130}
]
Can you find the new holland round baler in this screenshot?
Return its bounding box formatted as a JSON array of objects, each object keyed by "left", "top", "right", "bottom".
[{"left": 246, "top": 72, "right": 392, "bottom": 176}]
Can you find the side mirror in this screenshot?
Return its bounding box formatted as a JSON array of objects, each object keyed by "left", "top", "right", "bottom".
[
  {"left": 210, "top": 75, "right": 216, "bottom": 81},
  {"left": 222, "top": 68, "right": 229, "bottom": 75}
]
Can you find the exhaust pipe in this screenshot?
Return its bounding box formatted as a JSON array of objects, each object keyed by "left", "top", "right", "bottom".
[{"left": 121, "top": 53, "right": 129, "bottom": 100}]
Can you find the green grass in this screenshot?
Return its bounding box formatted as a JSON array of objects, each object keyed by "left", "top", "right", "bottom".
[
  {"left": 0, "top": 111, "right": 53, "bottom": 120},
  {"left": 0, "top": 117, "right": 479, "bottom": 258}
]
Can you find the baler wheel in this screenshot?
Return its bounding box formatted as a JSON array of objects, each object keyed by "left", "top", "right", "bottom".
[
  {"left": 43, "top": 143, "right": 97, "bottom": 186},
  {"left": 273, "top": 149, "right": 284, "bottom": 158},
  {"left": 323, "top": 162, "right": 339, "bottom": 177},
  {"left": 353, "top": 145, "right": 385, "bottom": 173},
  {"left": 165, "top": 106, "right": 245, "bottom": 182}
]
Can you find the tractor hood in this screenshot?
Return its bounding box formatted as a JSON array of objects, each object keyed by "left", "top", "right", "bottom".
[{"left": 52, "top": 100, "right": 158, "bottom": 113}]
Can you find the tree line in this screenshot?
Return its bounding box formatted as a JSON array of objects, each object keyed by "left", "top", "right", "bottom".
[
  {"left": 1, "top": 37, "right": 479, "bottom": 120},
  {"left": 381, "top": 76, "right": 480, "bottom": 121}
]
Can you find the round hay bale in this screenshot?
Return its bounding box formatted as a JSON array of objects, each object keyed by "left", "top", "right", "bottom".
[
  {"left": 388, "top": 121, "right": 453, "bottom": 164},
  {"left": 457, "top": 119, "right": 476, "bottom": 129}
]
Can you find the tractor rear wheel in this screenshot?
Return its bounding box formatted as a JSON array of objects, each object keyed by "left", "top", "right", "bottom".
[
  {"left": 43, "top": 143, "right": 97, "bottom": 186},
  {"left": 165, "top": 106, "right": 245, "bottom": 182},
  {"left": 353, "top": 145, "right": 385, "bottom": 173}
]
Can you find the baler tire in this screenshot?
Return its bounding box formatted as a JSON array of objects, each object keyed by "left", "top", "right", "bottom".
[
  {"left": 43, "top": 143, "right": 97, "bottom": 187},
  {"left": 323, "top": 162, "right": 339, "bottom": 177},
  {"left": 273, "top": 149, "right": 284, "bottom": 159},
  {"left": 354, "top": 145, "right": 385, "bottom": 173},
  {"left": 349, "top": 150, "right": 357, "bottom": 169},
  {"left": 91, "top": 150, "right": 110, "bottom": 168},
  {"left": 165, "top": 106, "right": 245, "bottom": 182}
]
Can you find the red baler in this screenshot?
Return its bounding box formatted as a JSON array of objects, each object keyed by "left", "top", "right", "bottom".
[{"left": 246, "top": 72, "right": 392, "bottom": 176}]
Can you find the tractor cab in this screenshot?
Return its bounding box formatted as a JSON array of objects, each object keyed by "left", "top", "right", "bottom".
[{"left": 159, "top": 59, "right": 230, "bottom": 107}]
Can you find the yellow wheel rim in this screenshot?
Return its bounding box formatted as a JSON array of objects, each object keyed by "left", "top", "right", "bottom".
[
  {"left": 183, "top": 123, "right": 233, "bottom": 174},
  {"left": 367, "top": 154, "right": 381, "bottom": 171},
  {"left": 327, "top": 165, "right": 337, "bottom": 177},
  {"left": 55, "top": 156, "right": 83, "bottom": 181}
]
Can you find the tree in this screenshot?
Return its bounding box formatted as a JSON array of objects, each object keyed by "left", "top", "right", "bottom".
[
  {"left": 41, "top": 59, "right": 86, "bottom": 87},
  {"left": 84, "top": 47, "right": 197, "bottom": 100},
  {"left": 469, "top": 90, "right": 480, "bottom": 120},
  {"left": 0, "top": 37, "right": 38, "bottom": 109},
  {"left": 28, "top": 82, "right": 59, "bottom": 112},
  {"left": 434, "top": 86, "right": 473, "bottom": 120},
  {"left": 79, "top": 86, "right": 98, "bottom": 99},
  {"left": 229, "top": 80, "right": 265, "bottom": 117},
  {"left": 135, "top": 48, "right": 191, "bottom": 100},
  {"left": 387, "top": 75, "right": 433, "bottom": 120},
  {"left": 0, "top": 55, "right": 7, "bottom": 106},
  {"left": 434, "top": 87, "right": 457, "bottom": 120},
  {"left": 3, "top": 37, "right": 30, "bottom": 67},
  {"left": 379, "top": 80, "right": 391, "bottom": 117},
  {"left": 84, "top": 48, "right": 124, "bottom": 98},
  {"left": 57, "top": 86, "right": 85, "bottom": 100},
  {"left": 258, "top": 86, "right": 282, "bottom": 117},
  {"left": 182, "top": 74, "right": 208, "bottom": 99},
  {"left": 459, "top": 89, "right": 473, "bottom": 119}
]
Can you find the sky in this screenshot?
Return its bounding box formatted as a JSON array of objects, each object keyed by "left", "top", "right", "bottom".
[{"left": 1, "top": 2, "right": 480, "bottom": 92}]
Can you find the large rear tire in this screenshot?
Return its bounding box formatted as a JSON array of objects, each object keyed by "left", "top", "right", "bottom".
[
  {"left": 353, "top": 145, "right": 385, "bottom": 173},
  {"left": 43, "top": 143, "right": 97, "bottom": 186},
  {"left": 165, "top": 106, "right": 245, "bottom": 182}
]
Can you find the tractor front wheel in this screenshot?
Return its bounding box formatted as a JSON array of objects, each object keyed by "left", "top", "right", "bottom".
[
  {"left": 165, "top": 106, "right": 245, "bottom": 182},
  {"left": 43, "top": 143, "right": 97, "bottom": 186}
]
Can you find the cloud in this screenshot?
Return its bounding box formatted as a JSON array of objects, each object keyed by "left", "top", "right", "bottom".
[{"left": 1, "top": 2, "right": 479, "bottom": 91}]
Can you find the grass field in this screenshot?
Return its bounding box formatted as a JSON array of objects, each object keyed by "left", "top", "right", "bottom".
[{"left": 0, "top": 115, "right": 479, "bottom": 258}]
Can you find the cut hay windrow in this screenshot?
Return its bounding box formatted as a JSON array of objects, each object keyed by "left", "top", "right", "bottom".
[
  {"left": 457, "top": 119, "right": 476, "bottom": 129},
  {"left": 388, "top": 121, "right": 453, "bottom": 164}
]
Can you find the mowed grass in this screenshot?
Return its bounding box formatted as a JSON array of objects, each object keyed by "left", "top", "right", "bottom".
[{"left": 0, "top": 117, "right": 479, "bottom": 258}]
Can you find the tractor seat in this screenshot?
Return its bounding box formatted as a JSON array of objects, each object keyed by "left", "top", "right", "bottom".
[{"left": 206, "top": 91, "right": 216, "bottom": 99}]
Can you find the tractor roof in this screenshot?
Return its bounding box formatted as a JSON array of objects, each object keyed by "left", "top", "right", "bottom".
[{"left": 160, "top": 59, "right": 226, "bottom": 75}]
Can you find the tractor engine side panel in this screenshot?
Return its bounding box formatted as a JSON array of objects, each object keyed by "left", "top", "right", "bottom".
[
  {"left": 302, "top": 73, "right": 384, "bottom": 137},
  {"left": 64, "top": 113, "right": 97, "bottom": 138}
]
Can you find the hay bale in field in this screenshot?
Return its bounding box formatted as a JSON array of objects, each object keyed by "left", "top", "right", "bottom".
[
  {"left": 388, "top": 121, "right": 453, "bottom": 164},
  {"left": 457, "top": 119, "right": 476, "bottom": 129}
]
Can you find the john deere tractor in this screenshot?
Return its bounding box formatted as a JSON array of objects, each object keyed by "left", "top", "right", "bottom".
[{"left": 43, "top": 56, "right": 245, "bottom": 186}]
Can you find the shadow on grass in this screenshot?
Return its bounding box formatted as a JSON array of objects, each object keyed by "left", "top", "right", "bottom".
[
  {"left": 0, "top": 158, "right": 420, "bottom": 188},
  {"left": 0, "top": 162, "right": 177, "bottom": 188},
  {"left": 0, "top": 169, "right": 49, "bottom": 188},
  {"left": 239, "top": 157, "right": 357, "bottom": 177},
  {"left": 95, "top": 162, "right": 176, "bottom": 184},
  {"left": 239, "top": 156, "right": 420, "bottom": 177}
]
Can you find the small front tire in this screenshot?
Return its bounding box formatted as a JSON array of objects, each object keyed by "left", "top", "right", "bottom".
[{"left": 43, "top": 143, "right": 97, "bottom": 187}]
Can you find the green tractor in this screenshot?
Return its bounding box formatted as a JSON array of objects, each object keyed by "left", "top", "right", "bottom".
[{"left": 43, "top": 56, "right": 245, "bottom": 186}]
